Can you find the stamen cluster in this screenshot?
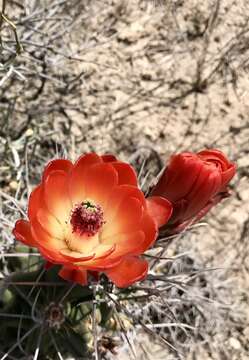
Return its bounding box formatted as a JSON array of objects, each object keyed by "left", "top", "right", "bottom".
[{"left": 70, "top": 201, "right": 104, "bottom": 236}]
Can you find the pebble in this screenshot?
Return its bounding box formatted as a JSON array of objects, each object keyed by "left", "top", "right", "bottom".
[
  {"left": 25, "top": 128, "right": 34, "bottom": 137},
  {"left": 9, "top": 181, "right": 18, "bottom": 190},
  {"left": 229, "top": 337, "right": 241, "bottom": 350}
]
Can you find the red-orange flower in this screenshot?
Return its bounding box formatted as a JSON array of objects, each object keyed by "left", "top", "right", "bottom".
[
  {"left": 151, "top": 149, "right": 236, "bottom": 231},
  {"left": 13, "top": 153, "right": 172, "bottom": 288}
]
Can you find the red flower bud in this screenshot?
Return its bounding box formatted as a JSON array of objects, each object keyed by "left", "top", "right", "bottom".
[{"left": 151, "top": 149, "right": 236, "bottom": 230}]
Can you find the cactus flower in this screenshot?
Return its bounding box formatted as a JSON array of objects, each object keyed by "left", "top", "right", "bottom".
[{"left": 13, "top": 153, "right": 172, "bottom": 288}]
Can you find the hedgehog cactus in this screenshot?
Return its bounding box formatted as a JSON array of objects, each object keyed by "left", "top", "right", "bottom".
[
  {"left": 0, "top": 149, "right": 235, "bottom": 358},
  {"left": 1, "top": 263, "right": 90, "bottom": 358}
]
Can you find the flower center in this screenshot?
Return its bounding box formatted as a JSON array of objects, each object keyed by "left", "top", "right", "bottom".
[{"left": 70, "top": 200, "right": 104, "bottom": 237}]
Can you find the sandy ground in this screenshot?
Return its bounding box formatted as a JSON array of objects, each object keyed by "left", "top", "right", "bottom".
[{"left": 0, "top": 0, "right": 249, "bottom": 359}]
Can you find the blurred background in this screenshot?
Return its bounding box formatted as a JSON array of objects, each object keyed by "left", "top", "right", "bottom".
[{"left": 0, "top": 0, "right": 249, "bottom": 359}]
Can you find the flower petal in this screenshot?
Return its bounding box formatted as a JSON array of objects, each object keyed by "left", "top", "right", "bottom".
[
  {"left": 152, "top": 153, "right": 203, "bottom": 202},
  {"left": 137, "top": 213, "right": 158, "bottom": 253},
  {"left": 65, "top": 230, "right": 100, "bottom": 254},
  {"left": 105, "top": 256, "right": 148, "bottom": 288},
  {"left": 59, "top": 248, "right": 95, "bottom": 262},
  {"left": 76, "top": 254, "right": 123, "bottom": 271},
  {"left": 168, "top": 199, "right": 188, "bottom": 224},
  {"left": 198, "top": 149, "right": 236, "bottom": 189},
  {"left": 101, "top": 154, "right": 117, "bottom": 162},
  {"left": 221, "top": 165, "right": 236, "bottom": 189},
  {"left": 36, "top": 208, "right": 64, "bottom": 239},
  {"left": 184, "top": 168, "right": 221, "bottom": 220},
  {"left": 59, "top": 266, "right": 88, "bottom": 285},
  {"left": 198, "top": 149, "right": 230, "bottom": 170},
  {"left": 38, "top": 244, "right": 69, "bottom": 264},
  {"left": 43, "top": 170, "right": 72, "bottom": 223},
  {"left": 111, "top": 162, "right": 138, "bottom": 186},
  {"left": 13, "top": 220, "right": 37, "bottom": 247},
  {"left": 84, "top": 163, "right": 119, "bottom": 207},
  {"left": 31, "top": 216, "right": 64, "bottom": 251},
  {"left": 60, "top": 244, "right": 116, "bottom": 264},
  {"left": 104, "top": 185, "right": 146, "bottom": 224},
  {"left": 42, "top": 159, "right": 73, "bottom": 183},
  {"left": 146, "top": 196, "right": 172, "bottom": 227},
  {"left": 69, "top": 153, "right": 102, "bottom": 204},
  {"left": 28, "top": 185, "right": 43, "bottom": 221},
  {"left": 102, "top": 197, "right": 144, "bottom": 239},
  {"left": 93, "top": 244, "right": 116, "bottom": 259},
  {"left": 104, "top": 230, "right": 145, "bottom": 257}
]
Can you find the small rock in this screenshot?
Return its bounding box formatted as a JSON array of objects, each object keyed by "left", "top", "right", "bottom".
[
  {"left": 229, "top": 337, "right": 241, "bottom": 350},
  {"left": 9, "top": 181, "right": 18, "bottom": 191},
  {"left": 238, "top": 156, "right": 249, "bottom": 168},
  {"left": 25, "top": 128, "right": 34, "bottom": 137},
  {"left": 243, "top": 327, "right": 249, "bottom": 340}
]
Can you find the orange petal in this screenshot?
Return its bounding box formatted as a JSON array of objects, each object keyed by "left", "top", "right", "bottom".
[
  {"left": 111, "top": 162, "right": 138, "bottom": 186},
  {"left": 60, "top": 244, "right": 116, "bottom": 264},
  {"left": 76, "top": 254, "right": 123, "bottom": 271},
  {"left": 59, "top": 248, "right": 95, "bottom": 262},
  {"left": 36, "top": 208, "right": 64, "bottom": 239},
  {"left": 59, "top": 266, "right": 88, "bottom": 285},
  {"left": 137, "top": 212, "right": 158, "bottom": 253},
  {"left": 84, "top": 163, "right": 119, "bottom": 207},
  {"left": 13, "top": 220, "right": 37, "bottom": 247},
  {"left": 120, "top": 211, "right": 158, "bottom": 255},
  {"left": 38, "top": 244, "right": 69, "bottom": 264},
  {"left": 146, "top": 196, "right": 172, "bottom": 228},
  {"left": 42, "top": 159, "right": 73, "bottom": 183},
  {"left": 92, "top": 244, "right": 116, "bottom": 259},
  {"left": 65, "top": 231, "right": 100, "bottom": 254},
  {"left": 105, "top": 231, "right": 145, "bottom": 257},
  {"left": 69, "top": 153, "right": 102, "bottom": 204},
  {"left": 28, "top": 160, "right": 73, "bottom": 223},
  {"left": 31, "top": 216, "right": 64, "bottom": 251},
  {"left": 102, "top": 196, "right": 144, "bottom": 239},
  {"left": 43, "top": 170, "right": 72, "bottom": 223},
  {"left": 28, "top": 185, "right": 43, "bottom": 221},
  {"left": 105, "top": 256, "right": 148, "bottom": 288},
  {"left": 104, "top": 185, "right": 146, "bottom": 221}
]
